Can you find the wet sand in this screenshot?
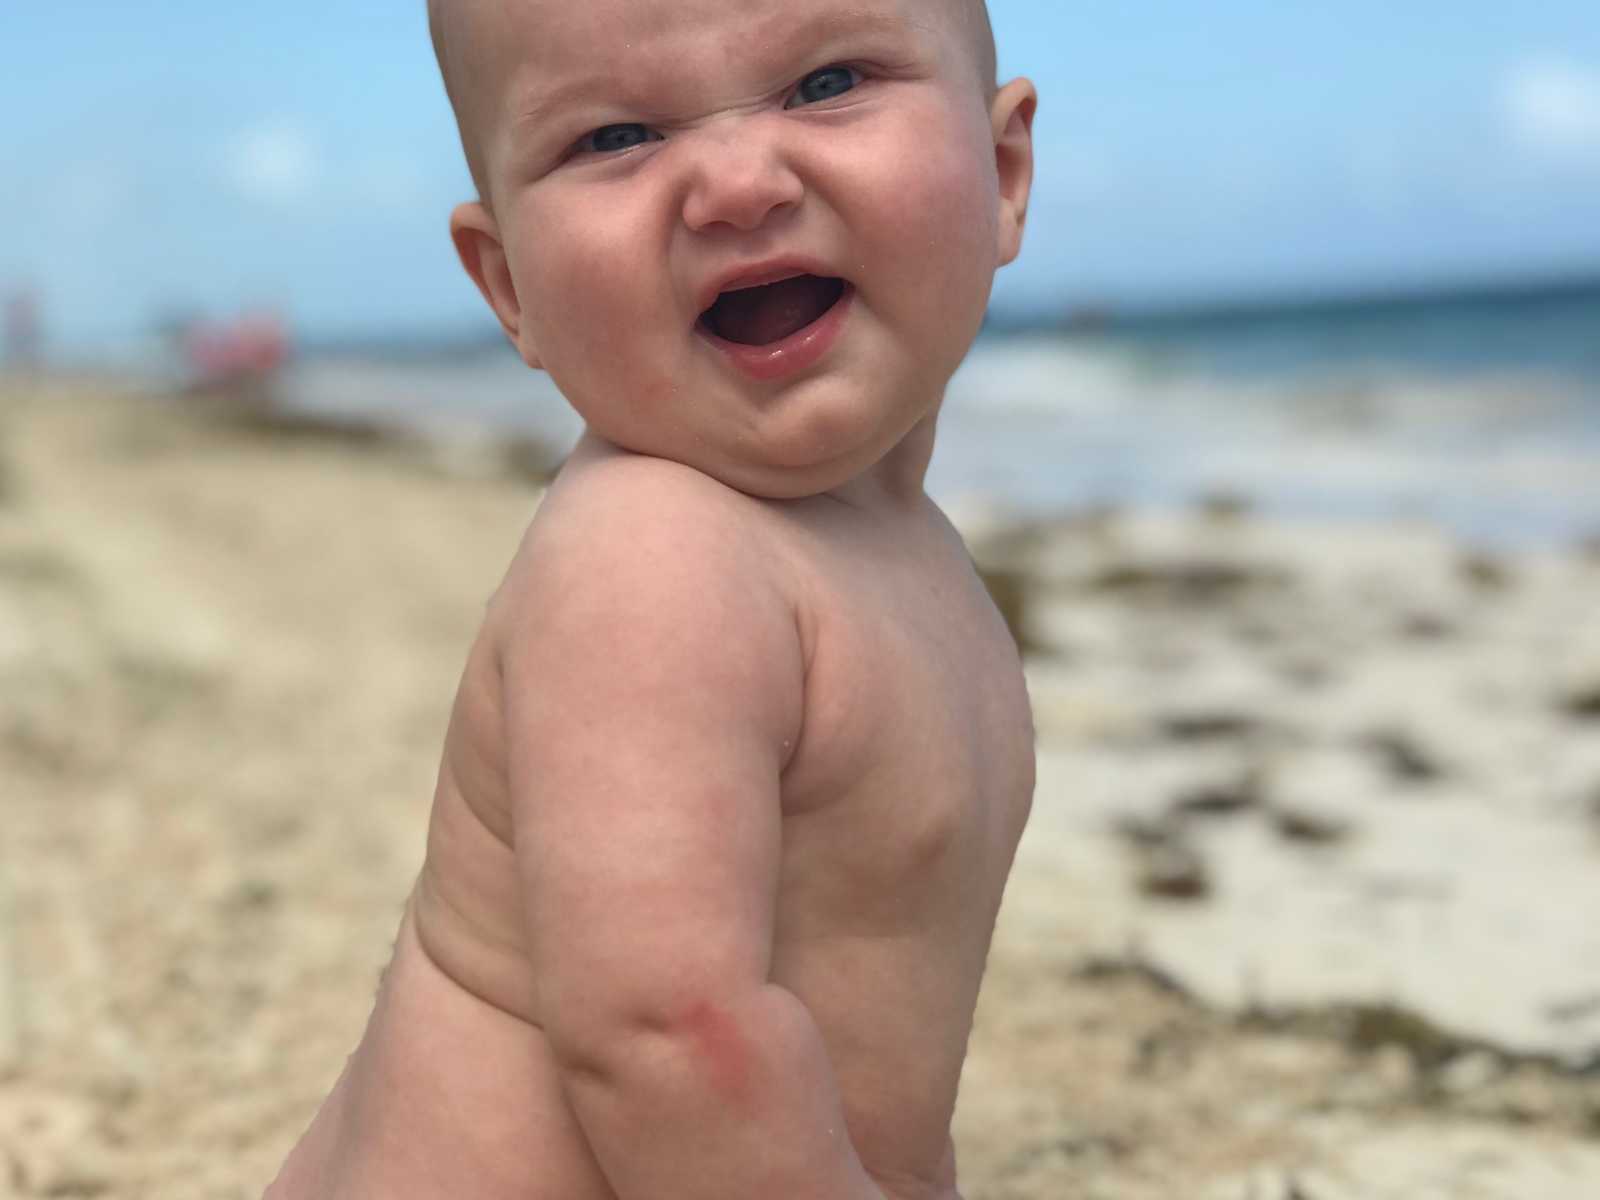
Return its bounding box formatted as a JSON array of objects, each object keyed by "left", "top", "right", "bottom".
[{"left": 1, "top": 377, "right": 1597, "bottom": 1198}]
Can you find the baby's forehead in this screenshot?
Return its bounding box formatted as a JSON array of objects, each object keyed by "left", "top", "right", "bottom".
[{"left": 435, "top": 0, "right": 988, "bottom": 83}]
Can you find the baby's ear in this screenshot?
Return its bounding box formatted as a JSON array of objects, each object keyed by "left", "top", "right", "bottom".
[
  {"left": 990, "top": 78, "right": 1037, "bottom": 268},
  {"left": 450, "top": 202, "right": 543, "bottom": 368}
]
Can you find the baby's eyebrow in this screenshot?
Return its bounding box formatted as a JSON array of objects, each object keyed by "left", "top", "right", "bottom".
[{"left": 511, "top": 76, "right": 609, "bottom": 139}]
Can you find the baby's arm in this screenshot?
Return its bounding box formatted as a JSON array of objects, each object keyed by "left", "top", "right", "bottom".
[{"left": 502, "top": 465, "right": 886, "bottom": 1200}]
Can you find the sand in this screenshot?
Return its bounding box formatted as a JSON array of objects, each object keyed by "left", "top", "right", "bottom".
[{"left": 1, "top": 376, "right": 1597, "bottom": 1199}]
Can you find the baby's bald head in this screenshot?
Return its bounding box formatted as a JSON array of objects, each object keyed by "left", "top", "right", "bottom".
[
  {"left": 428, "top": 0, "right": 998, "bottom": 200},
  {"left": 427, "top": 0, "right": 489, "bottom": 194},
  {"left": 959, "top": 0, "right": 999, "bottom": 98}
]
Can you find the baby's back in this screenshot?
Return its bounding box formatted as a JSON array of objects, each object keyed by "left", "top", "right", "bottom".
[{"left": 269, "top": 450, "right": 1034, "bottom": 1200}]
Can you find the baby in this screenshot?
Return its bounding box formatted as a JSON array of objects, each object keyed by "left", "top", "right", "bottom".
[{"left": 268, "top": 0, "right": 1036, "bottom": 1196}]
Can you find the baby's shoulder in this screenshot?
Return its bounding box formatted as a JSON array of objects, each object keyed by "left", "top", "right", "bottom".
[
  {"left": 555, "top": 445, "right": 753, "bottom": 523},
  {"left": 489, "top": 447, "right": 802, "bottom": 654},
  {"left": 530, "top": 448, "right": 787, "bottom": 571}
]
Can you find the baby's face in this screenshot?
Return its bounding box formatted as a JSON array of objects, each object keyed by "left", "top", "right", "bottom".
[{"left": 447, "top": 0, "right": 1032, "bottom": 499}]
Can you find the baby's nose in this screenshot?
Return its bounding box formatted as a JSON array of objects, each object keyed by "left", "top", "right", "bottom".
[{"left": 680, "top": 121, "right": 803, "bottom": 234}]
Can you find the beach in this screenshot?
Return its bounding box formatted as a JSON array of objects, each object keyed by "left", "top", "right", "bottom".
[{"left": 2, "top": 374, "right": 1599, "bottom": 1198}]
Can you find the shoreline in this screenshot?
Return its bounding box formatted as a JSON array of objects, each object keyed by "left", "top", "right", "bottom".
[
  {"left": 2, "top": 377, "right": 1598, "bottom": 1198},
  {"left": 25, "top": 323, "right": 1600, "bottom": 553}
]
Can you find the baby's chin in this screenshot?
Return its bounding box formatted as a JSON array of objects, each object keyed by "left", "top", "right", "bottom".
[
  {"left": 660, "top": 448, "right": 869, "bottom": 502},
  {"left": 593, "top": 433, "right": 890, "bottom": 503},
  {"left": 574, "top": 380, "right": 941, "bottom": 501}
]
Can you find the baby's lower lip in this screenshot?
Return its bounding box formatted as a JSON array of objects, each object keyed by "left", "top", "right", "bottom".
[{"left": 696, "top": 285, "right": 854, "bottom": 383}]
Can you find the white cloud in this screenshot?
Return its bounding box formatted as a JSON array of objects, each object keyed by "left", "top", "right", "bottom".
[
  {"left": 1503, "top": 58, "right": 1600, "bottom": 165},
  {"left": 223, "top": 121, "right": 319, "bottom": 206}
]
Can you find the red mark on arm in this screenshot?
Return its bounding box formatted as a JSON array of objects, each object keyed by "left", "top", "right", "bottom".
[{"left": 680, "top": 1000, "right": 755, "bottom": 1105}]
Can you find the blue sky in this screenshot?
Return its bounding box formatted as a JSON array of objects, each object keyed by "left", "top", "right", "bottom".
[{"left": 4, "top": 1, "right": 1599, "bottom": 349}]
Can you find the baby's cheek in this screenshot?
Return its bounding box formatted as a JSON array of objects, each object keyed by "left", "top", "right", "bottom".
[
  {"left": 867, "top": 124, "right": 997, "bottom": 281},
  {"left": 519, "top": 198, "right": 647, "bottom": 326},
  {"left": 885, "top": 164, "right": 997, "bottom": 342},
  {"left": 522, "top": 244, "right": 651, "bottom": 388},
  {"left": 533, "top": 244, "right": 617, "bottom": 333}
]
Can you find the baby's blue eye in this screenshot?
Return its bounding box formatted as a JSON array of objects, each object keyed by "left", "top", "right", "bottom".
[
  {"left": 787, "top": 66, "right": 860, "bottom": 108},
  {"left": 580, "top": 123, "right": 661, "bottom": 154}
]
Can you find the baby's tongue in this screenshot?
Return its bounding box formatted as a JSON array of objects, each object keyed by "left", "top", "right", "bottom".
[{"left": 707, "top": 276, "right": 838, "bottom": 346}]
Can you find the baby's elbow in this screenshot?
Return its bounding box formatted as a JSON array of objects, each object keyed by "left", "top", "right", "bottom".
[
  {"left": 545, "top": 1002, "right": 671, "bottom": 1084},
  {"left": 546, "top": 993, "right": 760, "bottom": 1104}
]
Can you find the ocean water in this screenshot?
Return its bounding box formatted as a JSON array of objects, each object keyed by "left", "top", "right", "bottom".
[{"left": 283, "top": 279, "right": 1600, "bottom": 548}]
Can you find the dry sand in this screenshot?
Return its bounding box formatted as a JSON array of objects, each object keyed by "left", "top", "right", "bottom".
[{"left": 1, "top": 377, "right": 1597, "bottom": 1198}]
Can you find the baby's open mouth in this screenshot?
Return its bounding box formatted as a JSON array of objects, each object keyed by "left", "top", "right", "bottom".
[{"left": 699, "top": 275, "right": 847, "bottom": 346}]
